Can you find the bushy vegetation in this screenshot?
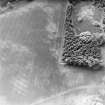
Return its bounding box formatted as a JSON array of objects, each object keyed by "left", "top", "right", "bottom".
[
  {"left": 68, "top": 0, "right": 105, "bottom": 7},
  {"left": 68, "top": 0, "right": 93, "bottom": 5},
  {"left": 62, "top": 4, "right": 105, "bottom": 68},
  {"left": 62, "top": 34, "right": 105, "bottom": 67},
  {"left": 92, "top": 0, "right": 105, "bottom": 8}
]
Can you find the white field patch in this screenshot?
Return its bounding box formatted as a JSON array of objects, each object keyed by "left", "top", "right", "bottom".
[
  {"left": 30, "top": 83, "right": 103, "bottom": 105},
  {"left": 65, "top": 94, "right": 103, "bottom": 105},
  {"left": 43, "top": 4, "right": 61, "bottom": 60},
  {"left": 0, "top": 39, "right": 30, "bottom": 53},
  {"left": 0, "top": 1, "right": 61, "bottom": 18},
  {"left": 77, "top": 4, "right": 95, "bottom": 22},
  {"left": 0, "top": 63, "right": 4, "bottom": 80},
  {"left": 0, "top": 1, "right": 47, "bottom": 18},
  {"left": 0, "top": 96, "right": 10, "bottom": 105},
  {"left": 0, "top": 38, "right": 34, "bottom": 80},
  {"left": 44, "top": 4, "right": 61, "bottom": 39},
  {"left": 46, "top": 20, "right": 58, "bottom": 39},
  {"left": 10, "top": 74, "right": 30, "bottom": 96}
]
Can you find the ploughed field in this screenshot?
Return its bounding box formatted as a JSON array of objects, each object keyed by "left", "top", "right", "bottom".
[{"left": 0, "top": 0, "right": 105, "bottom": 105}]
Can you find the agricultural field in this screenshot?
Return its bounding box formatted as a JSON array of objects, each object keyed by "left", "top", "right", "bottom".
[{"left": 0, "top": 0, "right": 105, "bottom": 105}]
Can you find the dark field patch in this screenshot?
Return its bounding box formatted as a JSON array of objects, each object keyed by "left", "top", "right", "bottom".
[{"left": 62, "top": 2, "right": 105, "bottom": 69}]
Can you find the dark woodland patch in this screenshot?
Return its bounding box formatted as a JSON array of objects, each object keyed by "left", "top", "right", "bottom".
[
  {"left": 68, "top": 0, "right": 105, "bottom": 7},
  {"left": 62, "top": 4, "right": 105, "bottom": 70}
]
